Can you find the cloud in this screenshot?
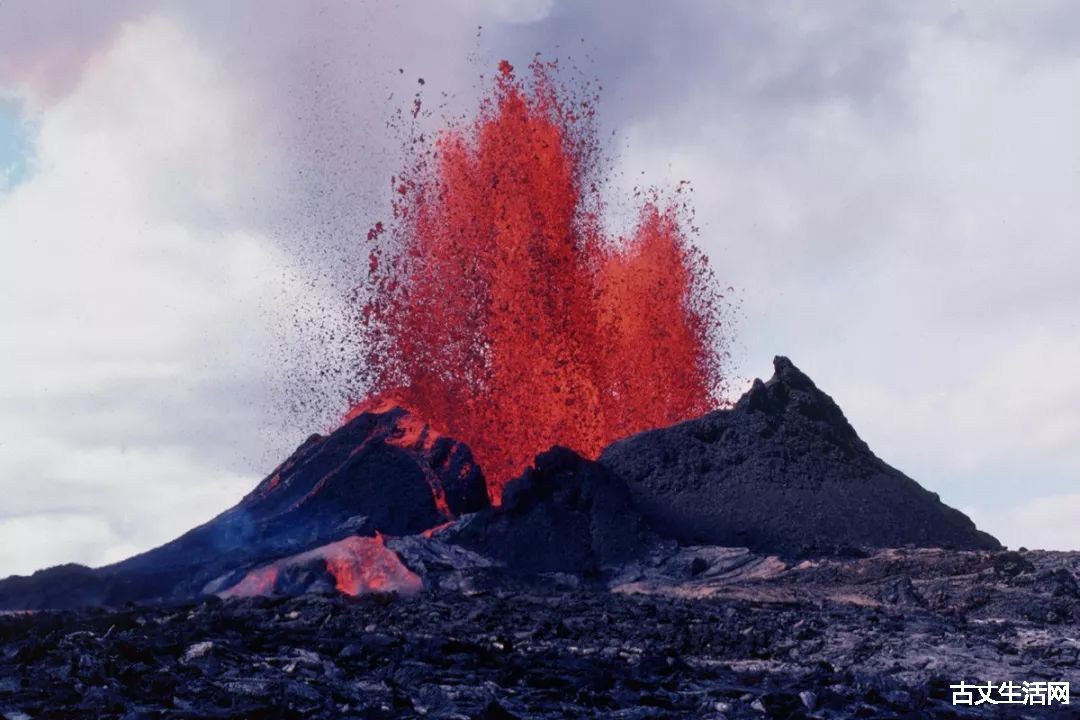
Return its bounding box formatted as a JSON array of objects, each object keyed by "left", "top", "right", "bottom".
[
  {"left": 0, "top": 514, "right": 134, "bottom": 575},
  {"left": 0, "top": 15, "right": 296, "bottom": 575},
  {"left": 965, "top": 493, "right": 1080, "bottom": 551},
  {"left": 0, "top": 0, "right": 144, "bottom": 103},
  {"left": 0, "top": 436, "right": 256, "bottom": 576}
]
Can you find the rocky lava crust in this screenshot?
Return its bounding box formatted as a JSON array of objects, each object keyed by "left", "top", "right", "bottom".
[{"left": 2, "top": 548, "right": 1078, "bottom": 719}]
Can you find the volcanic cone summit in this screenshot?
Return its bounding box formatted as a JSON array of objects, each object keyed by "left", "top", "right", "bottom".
[{"left": 599, "top": 356, "right": 1001, "bottom": 555}]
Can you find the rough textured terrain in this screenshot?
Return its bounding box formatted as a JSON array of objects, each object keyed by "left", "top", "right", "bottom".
[
  {"left": 2, "top": 548, "right": 1077, "bottom": 719},
  {"left": 601, "top": 357, "right": 1000, "bottom": 554}
]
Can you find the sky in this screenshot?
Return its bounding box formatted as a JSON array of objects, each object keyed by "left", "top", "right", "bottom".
[{"left": 1, "top": 0, "right": 1078, "bottom": 576}]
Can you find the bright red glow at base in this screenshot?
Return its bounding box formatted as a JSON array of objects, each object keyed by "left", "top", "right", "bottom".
[
  {"left": 219, "top": 535, "right": 422, "bottom": 598},
  {"left": 354, "top": 59, "right": 731, "bottom": 502},
  {"left": 323, "top": 534, "right": 423, "bottom": 596}
]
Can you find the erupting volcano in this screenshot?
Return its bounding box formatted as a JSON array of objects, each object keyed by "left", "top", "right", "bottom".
[{"left": 353, "top": 60, "right": 732, "bottom": 501}]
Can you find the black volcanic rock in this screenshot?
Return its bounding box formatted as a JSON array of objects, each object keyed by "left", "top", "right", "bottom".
[
  {"left": 447, "top": 447, "right": 654, "bottom": 576},
  {"left": 0, "top": 406, "right": 487, "bottom": 609},
  {"left": 3, "top": 549, "right": 1078, "bottom": 719},
  {"left": 599, "top": 356, "right": 1000, "bottom": 555}
]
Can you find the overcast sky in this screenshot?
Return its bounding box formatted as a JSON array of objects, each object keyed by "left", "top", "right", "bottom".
[{"left": 1, "top": 1, "right": 1078, "bottom": 576}]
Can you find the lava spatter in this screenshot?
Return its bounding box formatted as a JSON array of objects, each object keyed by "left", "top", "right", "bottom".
[{"left": 356, "top": 59, "right": 733, "bottom": 502}]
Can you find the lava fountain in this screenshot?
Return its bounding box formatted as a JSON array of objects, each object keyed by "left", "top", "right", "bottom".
[{"left": 352, "top": 59, "right": 733, "bottom": 502}]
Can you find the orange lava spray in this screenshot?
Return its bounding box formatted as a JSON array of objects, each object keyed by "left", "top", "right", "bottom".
[{"left": 354, "top": 59, "right": 732, "bottom": 502}]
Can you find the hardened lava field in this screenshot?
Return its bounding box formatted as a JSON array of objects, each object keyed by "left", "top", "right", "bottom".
[{"left": 2, "top": 548, "right": 1078, "bottom": 719}]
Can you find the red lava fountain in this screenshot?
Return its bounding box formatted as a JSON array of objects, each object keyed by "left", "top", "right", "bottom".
[{"left": 353, "top": 59, "right": 731, "bottom": 502}]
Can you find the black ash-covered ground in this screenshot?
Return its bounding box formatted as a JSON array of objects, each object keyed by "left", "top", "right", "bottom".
[{"left": 2, "top": 553, "right": 1078, "bottom": 720}]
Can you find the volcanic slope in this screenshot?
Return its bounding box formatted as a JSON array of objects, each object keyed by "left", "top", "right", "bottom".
[
  {"left": 599, "top": 356, "right": 1001, "bottom": 555},
  {"left": 0, "top": 406, "right": 487, "bottom": 609}
]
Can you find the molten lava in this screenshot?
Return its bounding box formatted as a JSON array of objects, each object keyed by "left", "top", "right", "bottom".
[
  {"left": 322, "top": 534, "right": 423, "bottom": 595},
  {"left": 219, "top": 536, "right": 422, "bottom": 598},
  {"left": 355, "top": 59, "right": 731, "bottom": 502}
]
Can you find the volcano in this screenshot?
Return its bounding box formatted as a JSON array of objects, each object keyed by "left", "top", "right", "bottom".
[
  {"left": 600, "top": 356, "right": 1001, "bottom": 555},
  {"left": 0, "top": 406, "right": 487, "bottom": 610},
  {"left": 0, "top": 357, "right": 999, "bottom": 612},
  {"left": 4, "top": 360, "right": 1068, "bottom": 720}
]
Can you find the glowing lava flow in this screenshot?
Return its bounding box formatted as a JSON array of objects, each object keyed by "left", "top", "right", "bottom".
[
  {"left": 219, "top": 536, "right": 422, "bottom": 598},
  {"left": 356, "top": 59, "right": 731, "bottom": 502},
  {"left": 321, "top": 534, "right": 423, "bottom": 595}
]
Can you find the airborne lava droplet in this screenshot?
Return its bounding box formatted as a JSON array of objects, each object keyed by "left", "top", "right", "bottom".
[{"left": 353, "top": 59, "right": 733, "bottom": 503}]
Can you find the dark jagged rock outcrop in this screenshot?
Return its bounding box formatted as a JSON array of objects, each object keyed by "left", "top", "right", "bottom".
[
  {"left": 446, "top": 447, "right": 654, "bottom": 576},
  {"left": 0, "top": 407, "right": 487, "bottom": 610},
  {"left": 600, "top": 356, "right": 1000, "bottom": 555}
]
